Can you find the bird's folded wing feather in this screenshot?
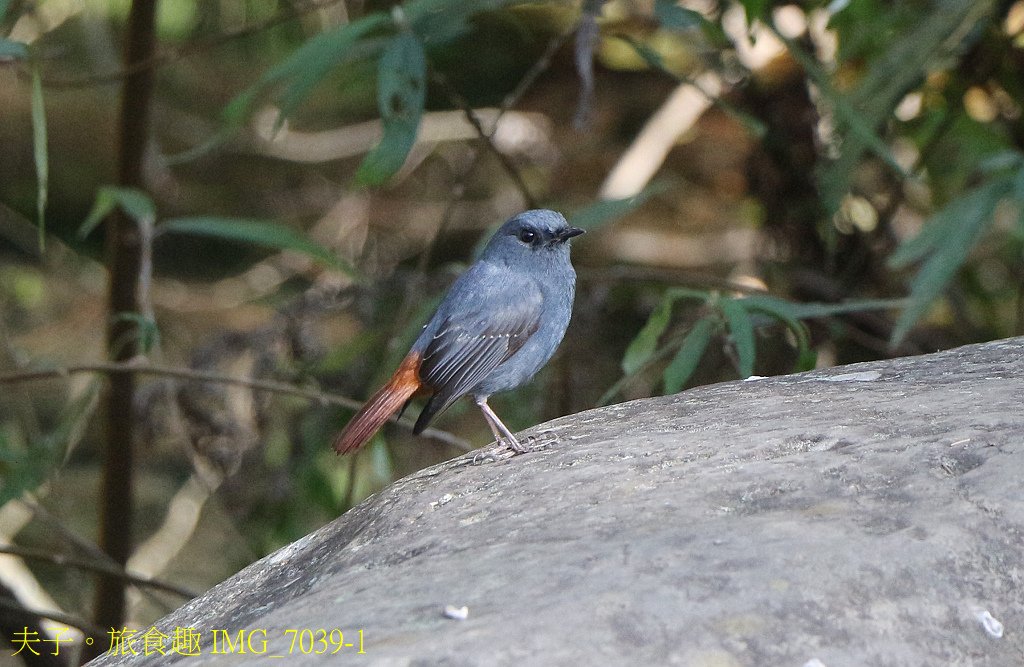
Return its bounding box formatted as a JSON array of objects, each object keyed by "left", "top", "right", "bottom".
[{"left": 418, "top": 271, "right": 542, "bottom": 412}]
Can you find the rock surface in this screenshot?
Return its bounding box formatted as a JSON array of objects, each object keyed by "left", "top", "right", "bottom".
[{"left": 91, "top": 338, "right": 1024, "bottom": 666}]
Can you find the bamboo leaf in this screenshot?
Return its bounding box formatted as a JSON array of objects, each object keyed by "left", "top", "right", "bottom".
[
  {"left": 663, "top": 317, "right": 717, "bottom": 394},
  {"left": 622, "top": 296, "right": 675, "bottom": 376},
  {"left": 622, "top": 288, "right": 709, "bottom": 376},
  {"left": 743, "top": 296, "right": 816, "bottom": 371},
  {"left": 223, "top": 13, "right": 389, "bottom": 128},
  {"left": 31, "top": 65, "right": 47, "bottom": 250},
  {"left": 889, "top": 179, "right": 1011, "bottom": 268},
  {"left": 160, "top": 217, "right": 358, "bottom": 277},
  {"left": 890, "top": 177, "right": 1011, "bottom": 346},
  {"left": 568, "top": 182, "right": 669, "bottom": 231},
  {"left": 774, "top": 298, "right": 907, "bottom": 320},
  {"left": 720, "top": 298, "right": 755, "bottom": 378},
  {"left": 79, "top": 187, "right": 156, "bottom": 238},
  {"left": 356, "top": 30, "right": 427, "bottom": 185}
]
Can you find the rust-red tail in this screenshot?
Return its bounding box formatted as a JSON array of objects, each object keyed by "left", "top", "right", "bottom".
[{"left": 333, "top": 353, "right": 423, "bottom": 455}]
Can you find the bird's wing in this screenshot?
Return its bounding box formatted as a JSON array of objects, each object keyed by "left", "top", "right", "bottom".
[{"left": 415, "top": 268, "right": 543, "bottom": 424}]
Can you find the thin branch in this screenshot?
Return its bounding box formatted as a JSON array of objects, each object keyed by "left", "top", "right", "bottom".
[
  {"left": 0, "top": 598, "right": 107, "bottom": 639},
  {"left": 0, "top": 545, "right": 197, "bottom": 600},
  {"left": 499, "top": 26, "right": 575, "bottom": 123},
  {"left": 0, "top": 361, "right": 473, "bottom": 452},
  {"left": 428, "top": 68, "right": 538, "bottom": 209}
]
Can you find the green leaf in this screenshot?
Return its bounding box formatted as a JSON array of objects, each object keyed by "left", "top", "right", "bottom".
[
  {"left": 736, "top": 0, "right": 770, "bottom": 23},
  {"left": 889, "top": 176, "right": 1012, "bottom": 346},
  {"left": 889, "top": 178, "right": 1011, "bottom": 268},
  {"left": 160, "top": 217, "right": 359, "bottom": 277},
  {"left": 663, "top": 316, "right": 717, "bottom": 394},
  {"left": 356, "top": 30, "right": 427, "bottom": 186},
  {"left": 79, "top": 186, "right": 156, "bottom": 238},
  {"left": 0, "top": 38, "right": 28, "bottom": 59},
  {"left": 113, "top": 312, "right": 161, "bottom": 353},
  {"left": 720, "top": 298, "right": 755, "bottom": 378},
  {"left": 568, "top": 182, "right": 669, "bottom": 231},
  {"left": 742, "top": 295, "right": 816, "bottom": 371},
  {"left": 622, "top": 288, "right": 709, "bottom": 375},
  {"left": 776, "top": 298, "right": 907, "bottom": 320},
  {"left": 654, "top": 1, "right": 704, "bottom": 30},
  {"left": 31, "top": 65, "right": 47, "bottom": 250},
  {"left": 796, "top": 1, "right": 991, "bottom": 215},
  {"left": 224, "top": 13, "right": 389, "bottom": 128},
  {"left": 623, "top": 296, "right": 674, "bottom": 376},
  {"left": 0, "top": 381, "right": 99, "bottom": 507}
]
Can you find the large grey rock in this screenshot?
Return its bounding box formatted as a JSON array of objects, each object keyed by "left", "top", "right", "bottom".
[{"left": 91, "top": 338, "right": 1024, "bottom": 666}]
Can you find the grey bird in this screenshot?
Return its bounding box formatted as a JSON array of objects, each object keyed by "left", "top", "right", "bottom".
[{"left": 332, "top": 209, "right": 583, "bottom": 455}]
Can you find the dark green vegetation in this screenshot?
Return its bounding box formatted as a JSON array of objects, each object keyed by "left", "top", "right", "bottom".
[{"left": 1, "top": 0, "right": 1023, "bottom": 661}]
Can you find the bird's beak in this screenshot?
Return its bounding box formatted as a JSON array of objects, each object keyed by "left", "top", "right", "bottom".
[{"left": 558, "top": 227, "right": 585, "bottom": 242}]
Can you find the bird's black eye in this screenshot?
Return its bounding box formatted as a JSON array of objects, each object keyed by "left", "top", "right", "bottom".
[{"left": 518, "top": 228, "right": 537, "bottom": 244}]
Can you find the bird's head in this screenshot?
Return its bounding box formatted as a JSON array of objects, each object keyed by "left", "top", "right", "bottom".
[{"left": 482, "top": 210, "right": 584, "bottom": 265}]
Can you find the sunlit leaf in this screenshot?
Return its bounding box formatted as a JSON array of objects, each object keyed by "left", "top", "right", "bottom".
[
  {"left": 160, "top": 217, "right": 358, "bottom": 277},
  {"left": 720, "top": 298, "right": 755, "bottom": 378},
  {"left": 663, "top": 316, "right": 717, "bottom": 394},
  {"left": 797, "top": 1, "right": 990, "bottom": 214},
  {"left": 356, "top": 30, "right": 426, "bottom": 185},
  {"left": 79, "top": 186, "right": 156, "bottom": 238},
  {"left": 31, "top": 66, "right": 47, "bottom": 250}
]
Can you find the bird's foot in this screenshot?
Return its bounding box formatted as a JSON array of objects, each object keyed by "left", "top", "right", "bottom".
[
  {"left": 471, "top": 442, "right": 517, "bottom": 464},
  {"left": 470, "top": 431, "right": 559, "bottom": 464},
  {"left": 522, "top": 430, "right": 560, "bottom": 451}
]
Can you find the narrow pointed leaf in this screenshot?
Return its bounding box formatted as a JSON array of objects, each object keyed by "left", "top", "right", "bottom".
[
  {"left": 889, "top": 178, "right": 1010, "bottom": 268},
  {"left": 568, "top": 182, "right": 669, "bottom": 231},
  {"left": 890, "top": 178, "right": 1011, "bottom": 346},
  {"left": 622, "top": 288, "right": 710, "bottom": 376},
  {"left": 79, "top": 186, "right": 156, "bottom": 238},
  {"left": 160, "top": 217, "right": 358, "bottom": 277},
  {"left": 31, "top": 65, "right": 47, "bottom": 249},
  {"left": 356, "top": 31, "right": 426, "bottom": 185},
  {"left": 223, "top": 13, "right": 389, "bottom": 128},
  {"left": 622, "top": 296, "right": 675, "bottom": 376},
  {"left": 720, "top": 298, "right": 756, "bottom": 378},
  {"left": 663, "top": 317, "right": 717, "bottom": 394},
  {"left": 743, "top": 295, "right": 816, "bottom": 371}
]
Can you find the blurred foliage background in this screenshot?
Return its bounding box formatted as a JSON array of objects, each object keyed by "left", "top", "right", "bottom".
[{"left": 2, "top": 0, "right": 1024, "bottom": 660}]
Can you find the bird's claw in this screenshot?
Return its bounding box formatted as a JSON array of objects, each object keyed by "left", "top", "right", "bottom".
[
  {"left": 470, "top": 430, "right": 560, "bottom": 464},
  {"left": 523, "top": 430, "right": 559, "bottom": 451}
]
